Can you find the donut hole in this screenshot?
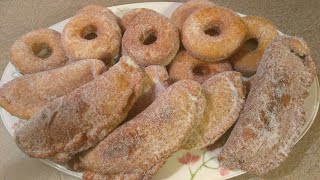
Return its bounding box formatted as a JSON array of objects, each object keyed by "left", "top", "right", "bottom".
[
  {"left": 204, "top": 26, "right": 221, "bottom": 37},
  {"left": 32, "top": 43, "right": 52, "bottom": 59},
  {"left": 142, "top": 32, "right": 157, "bottom": 45},
  {"left": 81, "top": 25, "right": 98, "bottom": 40},
  {"left": 193, "top": 65, "right": 211, "bottom": 76},
  {"left": 244, "top": 38, "right": 258, "bottom": 51}
]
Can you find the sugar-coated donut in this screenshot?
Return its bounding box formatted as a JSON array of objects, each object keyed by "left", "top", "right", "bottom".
[
  {"left": 77, "top": 5, "right": 124, "bottom": 33},
  {"left": 171, "top": 0, "right": 215, "bottom": 31},
  {"left": 62, "top": 11, "right": 121, "bottom": 66},
  {"left": 121, "top": 8, "right": 158, "bottom": 31},
  {"left": 230, "top": 16, "right": 279, "bottom": 77},
  {"left": 122, "top": 9, "right": 180, "bottom": 66},
  {"left": 182, "top": 7, "right": 246, "bottom": 62},
  {"left": 10, "top": 29, "right": 68, "bottom": 74},
  {"left": 169, "top": 51, "right": 232, "bottom": 83}
]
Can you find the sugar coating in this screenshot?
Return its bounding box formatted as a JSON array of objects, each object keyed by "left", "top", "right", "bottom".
[
  {"left": 62, "top": 10, "right": 122, "bottom": 65},
  {"left": 79, "top": 80, "right": 206, "bottom": 179},
  {"left": 126, "top": 65, "right": 169, "bottom": 120},
  {"left": 171, "top": 0, "right": 216, "bottom": 31},
  {"left": 230, "top": 16, "right": 279, "bottom": 77},
  {"left": 219, "top": 36, "right": 316, "bottom": 174},
  {"left": 183, "top": 71, "right": 246, "bottom": 149},
  {"left": 14, "top": 56, "right": 146, "bottom": 162},
  {"left": 77, "top": 4, "right": 124, "bottom": 32},
  {"left": 0, "top": 59, "right": 106, "bottom": 119},
  {"left": 121, "top": 8, "right": 155, "bottom": 30},
  {"left": 122, "top": 9, "right": 180, "bottom": 66},
  {"left": 10, "top": 29, "right": 69, "bottom": 74},
  {"left": 182, "top": 6, "right": 246, "bottom": 61},
  {"left": 169, "top": 50, "right": 232, "bottom": 84}
]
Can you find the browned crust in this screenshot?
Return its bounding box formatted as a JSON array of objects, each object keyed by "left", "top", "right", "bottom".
[
  {"left": 230, "top": 16, "right": 279, "bottom": 77},
  {"left": 182, "top": 6, "right": 246, "bottom": 61},
  {"left": 0, "top": 59, "right": 106, "bottom": 119},
  {"left": 10, "top": 29, "right": 69, "bottom": 74},
  {"left": 79, "top": 80, "right": 206, "bottom": 178},
  {"left": 14, "top": 57, "right": 146, "bottom": 162},
  {"left": 219, "top": 36, "right": 316, "bottom": 174},
  {"left": 169, "top": 50, "right": 232, "bottom": 83}
]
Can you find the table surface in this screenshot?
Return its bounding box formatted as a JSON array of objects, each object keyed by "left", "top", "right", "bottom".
[{"left": 1, "top": 0, "right": 319, "bottom": 180}]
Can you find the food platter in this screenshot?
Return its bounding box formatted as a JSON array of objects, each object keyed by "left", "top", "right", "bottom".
[{"left": 1, "top": 2, "right": 319, "bottom": 180}]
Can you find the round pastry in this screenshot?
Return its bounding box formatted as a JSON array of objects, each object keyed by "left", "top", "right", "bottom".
[
  {"left": 169, "top": 50, "right": 232, "bottom": 84},
  {"left": 171, "top": 0, "right": 215, "bottom": 31},
  {"left": 230, "top": 16, "right": 279, "bottom": 77},
  {"left": 181, "top": 7, "right": 246, "bottom": 62},
  {"left": 121, "top": 8, "right": 158, "bottom": 31},
  {"left": 122, "top": 9, "right": 179, "bottom": 66},
  {"left": 10, "top": 29, "right": 68, "bottom": 74},
  {"left": 77, "top": 5, "right": 124, "bottom": 33},
  {"left": 62, "top": 11, "right": 121, "bottom": 65}
]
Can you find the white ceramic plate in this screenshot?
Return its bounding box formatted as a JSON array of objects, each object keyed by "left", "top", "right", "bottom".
[{"left": 1, "top": 2, "right": 319, "bottom": 180}]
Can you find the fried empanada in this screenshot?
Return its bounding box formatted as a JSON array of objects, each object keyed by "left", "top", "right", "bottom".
[
  {"left": 78, "top": 80, "right": 206, "bottom": 179},
  {"left": 183, "top": 71, "right": 245, "bottom": 149},
  {"left": 15, "top": 56, "right": 147, "bottom": 162},
  {"left": 0, "top": 59, "right": 106, "bottom": 119},
  {"left": 219, "top": 36, "right": 316, "bottom": 174}
]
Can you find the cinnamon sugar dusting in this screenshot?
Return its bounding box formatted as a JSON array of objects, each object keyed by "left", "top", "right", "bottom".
[
  {"left": 0, "top": 59, "right": 106, "bottom": 119},
  {"left": 14, "top": 56, "right": 147, "bottom": 162},
  {"left": 79, "top": 80, "right": 206, "bottom": 178},
  {"left": 219, "top": 36, "right": 316, "bottom": 175}
]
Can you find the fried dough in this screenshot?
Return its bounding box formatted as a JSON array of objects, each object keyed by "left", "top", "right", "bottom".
[
  {"left": 126, "top": 65, "right": 169, "bottom": 120},
  {"left": 78, "top": 80, "right": 206, "bottom": 180},
  {"left": 183, "top": 71, "right": 245, "bottom": 149},
  {"left": 0, "top": 59, "right": 106, "bottom": 119},
  {"left": 219, "top": 36, "right": 316, "bottom": 174},
  {"left": 15, "top": 56, "right": 147, "bottom": 162}
]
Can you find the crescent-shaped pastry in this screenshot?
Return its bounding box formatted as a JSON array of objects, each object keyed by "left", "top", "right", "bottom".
[
  {"left": 0, "top": 59, "right": 106, "bottom": 119},
  {"left": 183, "top": 71, "right": 245, "bottom": 149},
  {"left": 15, "top": 56, "right": 147, "bottom": 162},
  {"left": 219, "top": 36, "right": 316, "bottom": 174},
  {"left": 78, "top": 80, "right": 206, "bottom": 179}
]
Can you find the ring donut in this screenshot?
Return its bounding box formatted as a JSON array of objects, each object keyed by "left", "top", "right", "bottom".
[
  {"left": 121, "top": 8, "right": 157, "bottom": 31},
  {"left": 182, "top": 7, "right": 246, "bottom": 62},
  {"left": 10, "top": 29, "right": 68, "bottom": 74},
  {"left": 171, "top": 0, "right": 215, "bottom": 31},
  {"left": 77, "top": 5, "right": 124, "bottom": 33},
  {"left": 169, "top": 51, "right": 232, "bottom": 83},
  {"left": 62, "top": 11, "right": 121, "bottom": 65},
  {"left": 230, "top": 16, "right": 279, "bottom": 77},
  {"left": 122, "top": 9, "right": 179, "bottom": 66}
]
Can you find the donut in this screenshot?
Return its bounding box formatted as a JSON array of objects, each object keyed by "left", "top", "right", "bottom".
[
  {"left": 230, "top": 16, "right": 279, "bottom": 77},
  {"left": 10, "top": 29, "right": 68, "bottom": 74},
  {"left": 122, "top": 9, "right": 180, "bottom": 66},
  {"left": 169, "top": 51, "right": 232, "bottom": 83},
  {"left": 181, "top": 7, "right": 246, "bottom": 62},
  {"left": 121, "top": 8, "right": 157, "bottom": 31},
  {"left": 62, "top": 11, "right": 121, "bottom": 66},
  {"left": 77, "top": 5, "right": 124, "bottom": 32},
  {"left": 171, "top": 0, "right": 215, "bottom": 31}
]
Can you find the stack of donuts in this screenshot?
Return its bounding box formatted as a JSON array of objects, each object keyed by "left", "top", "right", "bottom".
[{"left": 10, "top": 0, "right": 278, "bottom": 81}]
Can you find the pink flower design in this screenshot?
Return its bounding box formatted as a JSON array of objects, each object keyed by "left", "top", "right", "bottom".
[
  {"left": 219, "top": 167, "right": 230, "bottom": 176},
  {"left": 11, "top": 120, "right": 25, "bottom": 129},
  {"left": 178, "top": 152, "right": 200, "bottom": 165}
]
